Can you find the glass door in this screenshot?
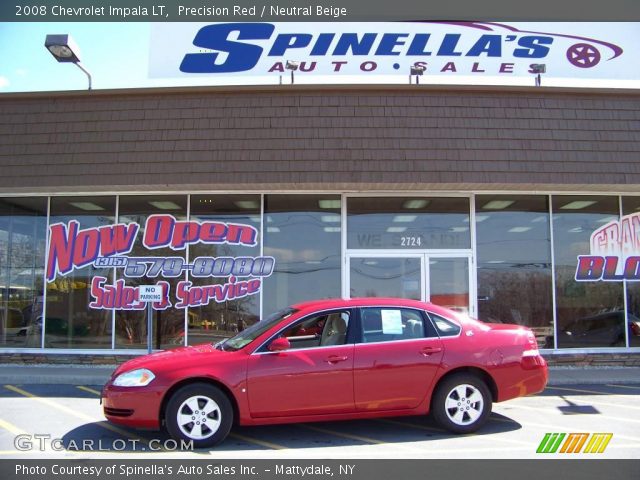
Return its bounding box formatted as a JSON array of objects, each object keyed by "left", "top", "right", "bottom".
[
  {"left": 348, "top": 255, "right": 424, "bottom": 300},
  {"left": 347, "top": 253, "right": 474, "bottom": 315}
]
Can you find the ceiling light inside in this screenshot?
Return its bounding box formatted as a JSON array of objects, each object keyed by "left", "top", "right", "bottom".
[
  {"left": 149, "top": 201, "right": 181, "bottom": 210},
  {"left": 402, "top": 199, "right": 429, "bottom": 209},
  {"left": 393, "top": 215, "right": 417, "bottom": 223},
  {"left": 69, "top": 202, "right": 105, "bottom": 211},
  {"left": 482, "top": 200, "right": 515, "bottom": 210},
  {"left": 318, "top": 199, "right": 341, "bottom": 209},
  {"left": 508, "top": 226, "right": 532, "bottom": 233},
  {"left": 559, "top": 200, "right": 597, "bottom": 210}
]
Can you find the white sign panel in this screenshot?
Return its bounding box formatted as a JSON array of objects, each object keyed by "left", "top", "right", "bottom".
[
  {"left": 149, "top": 22, "right": 640, "bottom": 87},
  {"left": 139, "top": 285, "right": 163, "bottom": 303},
  {"left": 381, "top": 310, "right": 403, "bottom": 335}
]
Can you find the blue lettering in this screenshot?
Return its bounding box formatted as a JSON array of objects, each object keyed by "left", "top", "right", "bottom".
[
  {"left": 466, "top": 35, "right": 502, "bottom": 57},
  {"left": 407, "top": 34, "right": 432, "bottom": 56},
  {"left": 180, "top": 23, "right": 275, "bottom": 73},
  {"left": 333, "top": 33, "right": 377, "bottom": 55},
  {"left": 268, "top": 33, "right": 313, "bottom": 56},
  {"left": 514, "top": 36, "right": 553, "bottom": 58},
  {"left": 310, "top": 33, "right": 335, "bottom": 55},
  {"left": 374, "top": 33, "right": 409, "bottom": 55},
  {"left": 437, "top": 34, "right": 463, "bottom": 56}
]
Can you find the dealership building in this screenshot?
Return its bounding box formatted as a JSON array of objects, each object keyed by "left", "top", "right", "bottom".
[{"left": 0, "top": 83, "right": 639, "bottom": 365}]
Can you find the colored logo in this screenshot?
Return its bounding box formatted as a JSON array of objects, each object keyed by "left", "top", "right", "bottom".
[
  {"left": 575, "top": 212, "right": 640, "bottom": 281},
  {"left": 567, "top": 43, "right": 601, "bottom": 68},
  {"left": 536, "top": 433, "right": 613, "bottom": 454}
]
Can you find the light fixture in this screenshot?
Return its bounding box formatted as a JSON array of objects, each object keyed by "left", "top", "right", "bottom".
[
  {"left": 234, "top": 200, "right": 259, "bottom": 210},
  {"left": 318, "top": 199, "right": 341, "bottom": 209},
  {"left": 321, "top": 215, "right": 340, "bottom": 223},
  {"left": 285, "top": 60, "right": 299, "bottom": 84},
  {"left": 148, "top": 201, "right": 181, "bottom": 210},
  {"left": 530, "top": 215, "right": 547, "bottom": 223},
  {"left": 450, "top": 226, "right": 469, "bottom": 232},
  {"left": 323, "top": 226, "right": 341, "bottom": 233},
  {"left": 392, "top": 215, "right": 417, "bottom": 223},
  {"left": 44, "top": 34, "right": 92, "bottom": 90},
  {"left": 69, "top": 201, "right": 105, "bottom": 211},
  {"left": 267, "top": 227, "right": 281, "bottom": 233},
  {"left": 386, "top": 226, "right": 407, "bottom": 233},
  {"left": 402, "top": 199, "right": 429, "bottom": 209},
  {"left": 410, "top": 64, "right": 426, "bottom": 84},
  {"left": 482, "top": 200, "right": 515, "bottom": 210},
  {"left": 568, "top": 227, "right": 584, "bottom": 233},
  {"left": 596, "top": 216, "right": 618, "bottom": 224},
  {"left": 559, "top": 200, "right": 597, "bottom": 210},
  {"left": 508, "top": 226, "right": 532, "bottom": 233},
  {"left": 531, "top": 64, "right": 546, "bottom": 87}
]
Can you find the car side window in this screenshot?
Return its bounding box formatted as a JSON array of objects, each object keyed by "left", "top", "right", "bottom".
[
  {"left": 428, "top": 312, "right": 462, "bottom": 337},
  {"left": 359, "top": 308, "right": 436, "bottom": 343},
  {"left": 280, "top": 310, "right": 351, "bottom": 349}
]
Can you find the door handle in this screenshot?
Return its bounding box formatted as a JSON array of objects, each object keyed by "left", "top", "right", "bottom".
[
  {"left": 325, "top": 355, "right": 348, "bottom": 364},
  {"left": 419, "top": 346, "right": 443, "bottom": 356}
]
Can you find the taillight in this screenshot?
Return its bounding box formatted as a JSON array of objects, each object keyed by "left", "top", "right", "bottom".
[{"left": 522, "top": 329, "right": 544, "bottom": 369}]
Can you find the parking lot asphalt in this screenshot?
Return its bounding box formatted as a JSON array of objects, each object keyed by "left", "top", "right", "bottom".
[{"left": 0, "top": 383, "right": 638, "bottom": 459}]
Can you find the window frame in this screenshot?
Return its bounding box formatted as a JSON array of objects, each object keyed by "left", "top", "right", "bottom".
[{"left": 354, "top": 306, "right": 439, "bottom": 345}]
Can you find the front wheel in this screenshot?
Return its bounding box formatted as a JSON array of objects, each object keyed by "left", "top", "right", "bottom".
[
  {"left": 165, "top": 383, "right": 233, "bottom": 448},
  {"left": 431, "top": 374, "right": 492, "bottom": 434}
]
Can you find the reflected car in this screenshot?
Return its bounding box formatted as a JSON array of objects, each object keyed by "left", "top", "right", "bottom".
[
  {"left": 102, "top": 298, "right": 548, "bottom": 448},
  {"left": 558, "top": 310, "right": 640, "bottom": 347}
]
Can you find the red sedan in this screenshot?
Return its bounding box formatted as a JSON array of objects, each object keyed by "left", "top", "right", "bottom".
[{"left": 102, "top": 298, "right": 547, "bottom": 448}]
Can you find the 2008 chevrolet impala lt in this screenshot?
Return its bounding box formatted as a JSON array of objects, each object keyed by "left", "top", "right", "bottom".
[{"left": 102, "top": 298, "right": 548, "bottom": 447}]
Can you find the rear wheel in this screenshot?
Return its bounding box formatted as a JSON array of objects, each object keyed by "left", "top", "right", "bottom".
[
  {"left": 165, "top": 383, "right": 233, "bottom": 448},
  {"left": 431, "top": 374, "right": 492, "bottom": 434}
]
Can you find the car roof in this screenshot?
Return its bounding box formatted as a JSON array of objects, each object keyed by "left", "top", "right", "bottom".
[{"left": 291, "top": 297, "right": 451, "bottom": 314}]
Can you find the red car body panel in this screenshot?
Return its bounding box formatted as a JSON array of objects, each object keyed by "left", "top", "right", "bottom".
[{"left": 102, "top": 298, "right": 547, "bottom": 430}]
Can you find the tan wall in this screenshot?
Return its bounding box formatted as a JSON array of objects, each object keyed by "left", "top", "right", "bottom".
[{"left": 1, "top": 85, "right": 639, "bottom": 194}]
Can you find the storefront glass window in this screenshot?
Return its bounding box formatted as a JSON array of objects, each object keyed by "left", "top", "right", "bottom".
[
  {"left": 622, "top": 197, "right": 640, "bottom": 347},
  {"left": 0, "top": 198, "right": 47, "bottom": 348},
  {"left": 476, "top": 195, "right": 554, "bottom": 348},
  {"left": 188, "top": 195, "right": 261, "bottom": 345},
  {"left": 553, "top": 196, "right": 624, "bottom": 349},
  {"left": 115, "top": 196, "right": 187, "bottom": 350},
  {"left": 263, "top": 195, "right": 341, "bottom": 315},
  {"left": 46, "top": 197, "right": 116, "bottom": 349},
  {"left": 347, "top": 197, "right": 470, "bottom": 250}
]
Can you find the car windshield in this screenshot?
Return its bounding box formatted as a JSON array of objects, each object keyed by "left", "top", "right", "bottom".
[{"left": 216, "top": 307, "right": 297, "bottom": 351}]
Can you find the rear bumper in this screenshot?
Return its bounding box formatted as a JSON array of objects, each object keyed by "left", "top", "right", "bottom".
[
  {"left": 497, "top": 358, "right": 548, "bottom": 402},
  {"left": 102, "top": 382, "right": 163, "bottom": 430}
]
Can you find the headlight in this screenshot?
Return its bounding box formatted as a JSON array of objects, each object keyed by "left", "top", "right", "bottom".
[{"left": 112, "top": 368, "right": 155, "bottom": 387}]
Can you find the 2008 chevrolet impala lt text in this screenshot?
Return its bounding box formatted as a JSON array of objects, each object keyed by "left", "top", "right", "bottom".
[{"left": 101, "top": 298, "right": 548, "bottom": 447}]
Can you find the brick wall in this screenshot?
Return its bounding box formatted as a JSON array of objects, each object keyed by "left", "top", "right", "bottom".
[{"left": 0, "top": 85, "right": 639, "bottom": 194}]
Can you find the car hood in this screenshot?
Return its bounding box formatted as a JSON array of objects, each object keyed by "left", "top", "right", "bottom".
[{"left": 111, "top": 343, "right": 224, "bottom": 378}]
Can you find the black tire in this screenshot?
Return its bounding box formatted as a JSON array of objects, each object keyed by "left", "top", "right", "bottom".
[
  {"left": 431, "top": 373, "right": 492, "bottom": 434},
  {"left": 165, "top": 383, "right": 233, "bottom": 448}
]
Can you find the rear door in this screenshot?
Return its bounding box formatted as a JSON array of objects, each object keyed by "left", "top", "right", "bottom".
[{"left": 353, "top": 306, "right": 444, "bottom": 411}]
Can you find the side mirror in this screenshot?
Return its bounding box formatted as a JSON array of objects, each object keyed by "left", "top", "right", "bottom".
[{"left": 267, "top": 337, "right": 290, "bottom": 352}]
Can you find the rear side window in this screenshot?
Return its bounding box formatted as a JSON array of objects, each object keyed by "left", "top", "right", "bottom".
[
  {"left": 359, "top": 307, "right": 437, "bottom": 343},
  {"left": 428, "top": 312, "right": 462, "bottom": 337}
]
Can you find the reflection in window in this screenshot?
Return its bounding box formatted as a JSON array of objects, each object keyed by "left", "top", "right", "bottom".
[
  {"left": 350, "top": 257, "right": 421, "bottom": 300},
  {"left": 553, "top": 196, "right": 623, "bottom": 348},
  {"left": 622, "top": 197, "right": 640, "bottom": 347},
  {"left": 46, "top": 197, "right": 115, "bottom": 349},
  {"left": 115, "top": 196, "right": 187, "bottom": 350},
  {"left": 263, "top": 195, "right": 341, "bottom": 315},
  {"left": 476, "top": 195, "right": 554, "bottom": 348},
  {"left": 188, "top": 195, "right": 261, "bottom": 345},
  {"left": 347, "top": 197, "right": 470, "bottom": 249},
  {"left": 0, "top": 198, "right": 47, "bottom": 348}
]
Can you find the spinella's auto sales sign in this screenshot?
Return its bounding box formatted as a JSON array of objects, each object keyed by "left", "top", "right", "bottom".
[{"left": 149, "top": 22, "right": 639, "bottom": 85}]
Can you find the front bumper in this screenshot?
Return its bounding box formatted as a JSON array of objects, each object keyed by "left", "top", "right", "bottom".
[{"left": 102, "top": 381, "right": 164, "bottom": 430}]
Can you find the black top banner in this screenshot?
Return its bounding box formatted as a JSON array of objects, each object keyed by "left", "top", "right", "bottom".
[{"left": 3, "top": 0, "right": 640, "bottom": 21}]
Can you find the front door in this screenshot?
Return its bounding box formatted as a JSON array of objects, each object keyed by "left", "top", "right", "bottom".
[
  {"left": 246, "top": 309, "right": 355, "bottom": 418},
  {"left": 347, "top": 253, "right": 473, "bottom": 315}
]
